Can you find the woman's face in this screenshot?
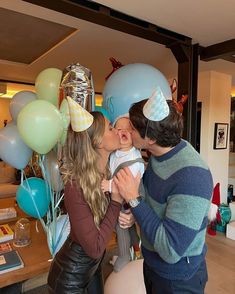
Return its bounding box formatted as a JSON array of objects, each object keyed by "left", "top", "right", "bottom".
[{"left": 100, "top": 117, "right": 120, "bottom": 152}]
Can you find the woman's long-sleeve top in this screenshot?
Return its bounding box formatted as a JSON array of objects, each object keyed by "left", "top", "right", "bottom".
[{"left": 64, "top": 182, "right": 121, "bottom": 259}]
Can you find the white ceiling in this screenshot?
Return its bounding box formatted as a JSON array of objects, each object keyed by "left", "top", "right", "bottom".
[
  {"left": 0, "top": 0, "right": 235, "bottom": 94},
  {"left": 97, "top": 0, "right": 235, "bottom": 46}
]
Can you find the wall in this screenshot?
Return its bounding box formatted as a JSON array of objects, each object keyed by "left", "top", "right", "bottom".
[
  {"left": 0, "top": 98, "right": 12, "bottom": 129},
  {"left": 198, "top": 71, "right": 232, "bottom": 203}
]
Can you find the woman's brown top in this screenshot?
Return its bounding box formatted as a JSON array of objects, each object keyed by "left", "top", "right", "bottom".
[{"left": 64, "top": 182, "right": 121, "bottom": 259}]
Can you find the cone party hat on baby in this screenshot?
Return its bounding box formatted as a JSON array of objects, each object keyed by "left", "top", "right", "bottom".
[
  {"left": 143, "top": 87, "right": 169, "bottom": 121},
  {"left": 67, "top": 96, "right": 93, "bottom": 132}
]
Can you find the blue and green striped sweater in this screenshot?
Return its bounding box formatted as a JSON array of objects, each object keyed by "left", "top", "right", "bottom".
[{"left": 132, "top": 140, "right": 213, "bottom": 280}]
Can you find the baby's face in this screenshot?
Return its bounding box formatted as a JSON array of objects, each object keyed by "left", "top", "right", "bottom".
[{"left": 115, "top": 117, "right": 133, "bottom": 147}]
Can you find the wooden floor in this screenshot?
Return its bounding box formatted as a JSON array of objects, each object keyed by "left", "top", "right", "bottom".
[
  {"left": 206, "top": 232, "right": 235, "bottom": 294},
  {"left": 3, "top": 231, "right": 234, "bottom": 293},
  {"left": 107, "top": 231, "right": 235, "bottom": 294}
]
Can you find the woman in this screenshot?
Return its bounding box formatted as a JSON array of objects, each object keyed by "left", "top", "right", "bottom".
[{"left": 48, "top": 112, "right": 123, "bottom": 293}]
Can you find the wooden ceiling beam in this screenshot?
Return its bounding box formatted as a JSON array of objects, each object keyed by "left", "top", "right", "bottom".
[
  {"left": 168, "top": 42, "right": 191, "bottom": 63},
  {"left": 222, "top": 55, "right": 235, "bottom": 63},
  {"left": 200, "top": 39, "right": 235, "bottom": 61},
  {"left": 23, "top": 0, "right": 191, "bottom": 47}
]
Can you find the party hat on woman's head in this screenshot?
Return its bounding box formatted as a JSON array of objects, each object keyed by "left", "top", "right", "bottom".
[
  {"left": 67, "top": 96, "right": 93, "bottom": 132},
  {"left": 143, "top": 87, "right": 170, "bottom": 121}
]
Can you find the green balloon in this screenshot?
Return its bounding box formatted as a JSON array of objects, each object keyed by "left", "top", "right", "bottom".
[
  {"left": 35, "top": 68, "right": 62, "bottom": 108},
  {"left": 17, "top": 100, "right": 63, "bottom": 154},
  {"left": 59, "top": 99, "right": 70, "bottom": 145}
]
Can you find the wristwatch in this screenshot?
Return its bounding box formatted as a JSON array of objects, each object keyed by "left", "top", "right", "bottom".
[{"left": 128, "top": 196, "right": 142, "bottom": 208}]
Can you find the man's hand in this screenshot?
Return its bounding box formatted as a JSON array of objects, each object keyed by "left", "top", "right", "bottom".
[{"left": 114, "top": 167, "right": 141, "bottom": 202}]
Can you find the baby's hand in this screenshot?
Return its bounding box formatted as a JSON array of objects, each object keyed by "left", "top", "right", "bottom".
[{"left": 101, "top": 179, "right": 110, "bottom": 193}]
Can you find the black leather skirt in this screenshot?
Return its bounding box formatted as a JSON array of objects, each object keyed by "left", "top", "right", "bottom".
[{"left": 47, "top": 237, "right": 104, "bottom": 294}]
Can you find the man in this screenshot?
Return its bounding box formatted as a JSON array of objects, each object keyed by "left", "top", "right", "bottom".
[{"left": 114, "top": 90, "right": 213, "bottom": 294}]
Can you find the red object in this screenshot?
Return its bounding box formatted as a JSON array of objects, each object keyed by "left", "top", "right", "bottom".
[
  {"left": 211, "top": 183, "right": 220, "bottom": 206},
  {"left": 207, "top": 222, "right": 217, "bottom": 236},
  {"left": 173, "top": 94, "right": 189, "bottom": 113},
  {"left": 105, "top": 57, "right": 124, "bottom": 80},
  {"left": 207, "top": 183, "right": 221, "bottom": 236}
]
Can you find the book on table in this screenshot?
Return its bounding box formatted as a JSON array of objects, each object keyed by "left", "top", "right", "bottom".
[
  {"left": 0, "top": 250, "right": 24, "bottom": 274},
  {"left": 0, "top": 207, "right": 17, "bottom": 221},
  {"left": 0, "top": 224, "right": 14, "bottom": 243},
  {"left": 0, "top": 242, "right": 12, "bottom": 254}
]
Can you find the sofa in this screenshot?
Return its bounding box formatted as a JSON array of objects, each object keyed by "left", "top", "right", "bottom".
[{"left": 0, "top": 161, "right": 19, "bottom": 199}]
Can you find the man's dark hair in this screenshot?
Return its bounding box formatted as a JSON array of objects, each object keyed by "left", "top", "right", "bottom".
[{"left": 129, "top": 99, "right": 184, "bottom": 147}]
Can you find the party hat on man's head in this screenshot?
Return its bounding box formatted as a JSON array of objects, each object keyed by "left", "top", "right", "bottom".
[
  {"left": 67, "top": 96, "right": 93, "bottom": 132},
  {"left": 143, "top": 87, "right": 170, "bottom": 121}
]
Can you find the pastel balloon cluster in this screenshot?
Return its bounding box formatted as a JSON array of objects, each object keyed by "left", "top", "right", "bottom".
[
  {"left": 17, "top": 68, "right": 64, "bottom": 155},
  {"left": 0, "top": 68, "right": 64, "bottom": 172},
  {"left": 0, "top": 68, "right": 67, "bottom": 220}
]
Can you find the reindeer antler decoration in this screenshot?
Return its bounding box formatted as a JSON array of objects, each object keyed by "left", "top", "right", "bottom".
[
  {"left": 105, "top": 57, "right": 124, "bottom": 80},
  {"left": 170, "top": 78, "right": 188, "bottom": 114}
]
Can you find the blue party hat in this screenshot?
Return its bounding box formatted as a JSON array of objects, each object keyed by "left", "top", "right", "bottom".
[{"left": 143, "top": 88, "right": 169, "bottom": 121}]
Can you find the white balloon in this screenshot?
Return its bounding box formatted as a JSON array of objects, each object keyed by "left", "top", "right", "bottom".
[
  {"left": 9, "top": 91, "right": 37, "bottom": 122},
  {"left": 104, "top": 259, "right": 146, "bottom": 294}
]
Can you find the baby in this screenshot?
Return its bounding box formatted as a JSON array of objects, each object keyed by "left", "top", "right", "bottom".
[{"left": 101, "top": 115, "right": 145, "bottom": 272}]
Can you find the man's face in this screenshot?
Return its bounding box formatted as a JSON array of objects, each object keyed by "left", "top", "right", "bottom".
[{"left": 129, "top": 121, "right": 148, "bottom": 149}]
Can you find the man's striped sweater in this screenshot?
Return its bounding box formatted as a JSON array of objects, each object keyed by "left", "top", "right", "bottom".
[{"left": 132, "top": 140, "right": 213, "bottom": 280}]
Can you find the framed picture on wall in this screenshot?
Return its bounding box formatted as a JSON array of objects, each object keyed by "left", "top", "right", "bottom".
[{"left": 213, "top": 123, "right": 228, "bottom": 149}]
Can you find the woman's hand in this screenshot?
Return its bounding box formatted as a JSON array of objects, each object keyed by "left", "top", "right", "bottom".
[
  {"left": 111, "top": 180, "right": 123, "bottom": 204},
  {"left": 118, "top": 209, "right": 135, "bottom": 228},
  {"left": 114, "top": 167, "right": 141, "bottom": 202}
]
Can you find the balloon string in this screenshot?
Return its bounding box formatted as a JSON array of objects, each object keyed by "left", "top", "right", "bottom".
[
  {"left": 21, "top": 164, "right": 47, "bottom": 233},
  {"left": 39, "top": 156, "right": 54, "bottom": 215},
  {"left": 35, "top": 220, "right": 39, "bottom": 233},
  {"left": 55, "top": 193, "right": 64, "bottom": 209},
  {"left": 38, "top": 154, "right": 59, "bottom": 254}
]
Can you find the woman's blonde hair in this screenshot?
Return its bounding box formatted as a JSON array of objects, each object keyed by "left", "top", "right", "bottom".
[{"left": 61, "top": 111, "right": 110, "bottom": 228}]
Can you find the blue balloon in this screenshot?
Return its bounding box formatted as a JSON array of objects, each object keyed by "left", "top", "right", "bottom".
[
  {"left": 94, "top": 106, "right": 111, "bottom": 121},
  {"left": 102, "top": 63, "right": 172, "bottom": 122},
  {"left": 0, "top": 122, "right": 33, "bottom": 169},
  {"left": 50, "top": 214, "right": 70, "bottom": 255},
  {"left": 16, "top": 177, "right": 51, "bottom": 218}
]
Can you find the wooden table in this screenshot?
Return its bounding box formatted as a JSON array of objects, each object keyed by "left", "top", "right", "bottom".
[{"left": 0, "top": 198, "right": 52, "bottom": 288}]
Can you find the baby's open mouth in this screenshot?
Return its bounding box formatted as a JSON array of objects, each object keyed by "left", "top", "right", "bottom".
[{"left": 121, "top": 133, "right": 128, "bottom": 141}]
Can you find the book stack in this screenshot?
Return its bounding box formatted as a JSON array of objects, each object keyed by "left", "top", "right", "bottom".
[
  {"left": 0, "top": 242, "right": 24, "bottom": 274},
  {"left": 0, "top": 224, "right": 14, "bottom": 243},
  {"left": 0, "top": 207, "right": 17, "bottom": 221}
]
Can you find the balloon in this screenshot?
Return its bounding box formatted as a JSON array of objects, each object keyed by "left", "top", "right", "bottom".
[
  {"left": 103, "top": 63, "right": 172, "bottom": 122},
  {"left": 35, "top": 68, "right": 62, "bottom": 107},
  {"left": 104, "top": 259, "right": 146, "bottom": 294},
  {"left": 60, "top": 63, "right": 94, "bottom": 111},
  {"left": 16, "top": 177, "right": 51, "bottom": 218},
  {"left": 9, "top": 91, "right": 37, "bottom": 122},
  {"left": 59, "top": 99, "right": 70, "bottom": 146},
  {"left": 17, "top": 100, "right": 64, "bottom": 154},
  {"left": 94, "top": 106, "right": 111, "bottom": 121},
  {"left": 43, "top": 150, "right": 63, "bottom": 192},
  {"left": 0, "top": 122, "right": 33, "bottom": 169},
  {"left": 49, "top": 214, "right": 70, "bottom": 255}
]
